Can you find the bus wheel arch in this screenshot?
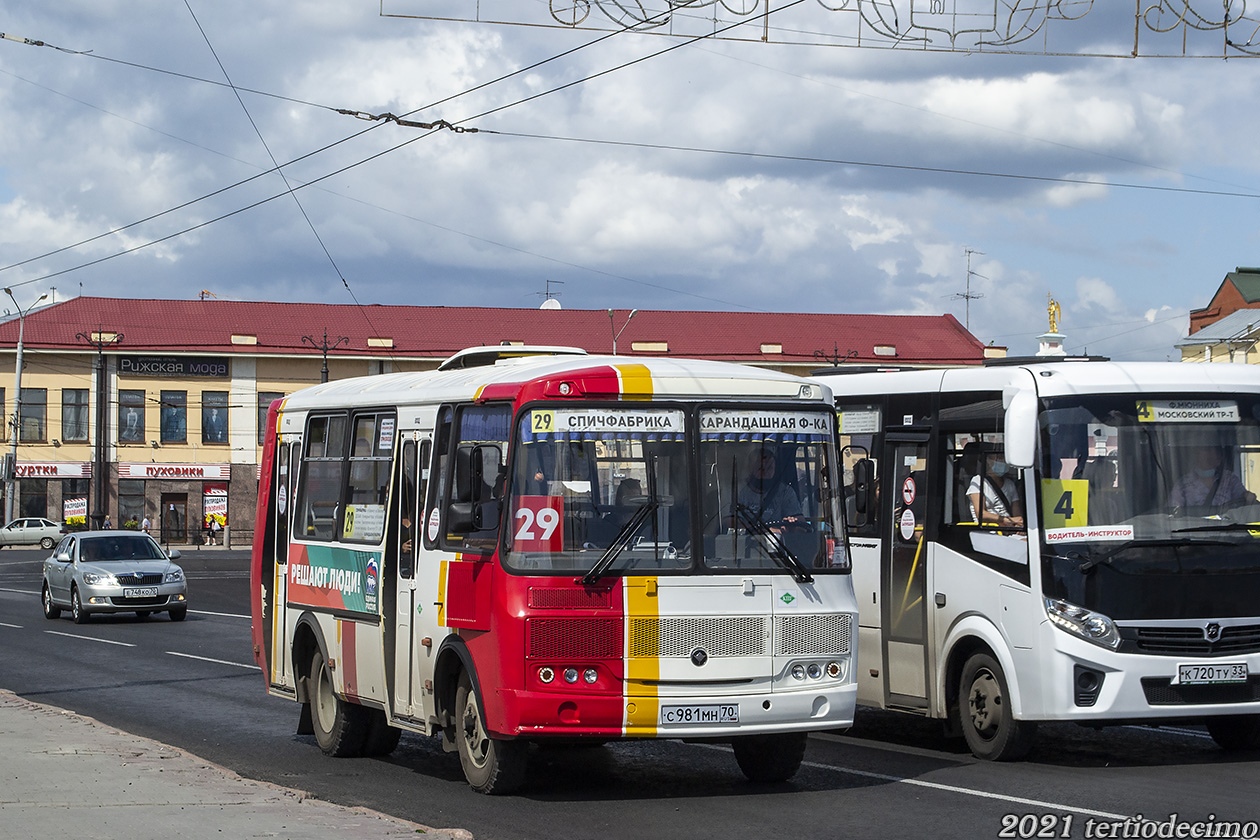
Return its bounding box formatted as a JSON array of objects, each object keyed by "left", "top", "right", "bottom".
[{"left": 433, "top": 639, "right": 477, "bottom": 748}]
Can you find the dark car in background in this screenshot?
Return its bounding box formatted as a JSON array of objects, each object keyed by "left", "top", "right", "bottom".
[{"left": 41, "top": 531, "right": 187, "bottom": 623}]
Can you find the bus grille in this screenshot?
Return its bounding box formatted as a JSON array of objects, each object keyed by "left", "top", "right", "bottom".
[
  {"left": 527, "top": 618, "right": 622, "bottom": 659},
  {"left": 630, "top": 616, "right": 767, "bottom": 658},
  {"left": 775, "top": 614, "right": 851, "bottom": 656},
  {"left": 527, "top": 587, "right": 613, "bottom": 609},
  {"left": 1140, "top": 676, "right": 1260, "bottom": 706},
  {"left": 1128, "top": 624, "right": 1260, "bottom": 656}
]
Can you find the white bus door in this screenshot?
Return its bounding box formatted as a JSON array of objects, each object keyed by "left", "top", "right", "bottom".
[
  {"left": 882, "top": 435, "right": 931, "bottom": 709},
  {"left": 268, "top": 441, "right": 298, "bottom": 689},
  {"left": 388, "top": 439, "right": 429, "bottom": 721}
]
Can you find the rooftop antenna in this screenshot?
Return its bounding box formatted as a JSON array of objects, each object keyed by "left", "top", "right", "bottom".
[
  {"left": 951, "top": 248, "right": 986, "bottom": 330},
  {"left": 537, "top": 279, "right": 564, "bottom": 310}
]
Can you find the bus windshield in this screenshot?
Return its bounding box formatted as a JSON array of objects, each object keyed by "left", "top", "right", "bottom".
[
  {"left": 503, "top": 404, "right": 845, "bottom": 576},
  {"left": 1039, "top": 393, "right": 1260, "bottom": 618}
]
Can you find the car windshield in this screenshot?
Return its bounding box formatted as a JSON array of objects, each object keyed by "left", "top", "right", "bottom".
[{"left": 79, "top": 536, "right": 166, "bottom": 562}]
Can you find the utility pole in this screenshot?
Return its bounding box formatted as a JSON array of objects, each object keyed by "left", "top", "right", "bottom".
[
  {"left": 4, "top": 288, "right": 47, "bottom": 523},
  {"left": 302, "top": 329, "right": 349, "bottom": 383},
  {"left": 76, "top": 328, "right": 123, "bottom": 529}
]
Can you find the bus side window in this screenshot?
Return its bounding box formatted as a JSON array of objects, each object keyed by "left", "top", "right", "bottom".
[{"left": 434, "top": 404, "right": 511, "bottom": 554}]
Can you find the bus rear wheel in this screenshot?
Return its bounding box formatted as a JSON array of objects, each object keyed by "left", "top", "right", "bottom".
[
  {"left": 731, "top": 732, "right": 808, "bottom": 783},
  {"left": 958, "top": 652, "right": 1036, "bottom": 761},
  {"left": 455, "top": 671, "right": 527, "bottom": 794},
  {"left": 309, "top": 648, "right": 368, "bottom": 757},
  {"left": 1206, "top": 715, "right": 1260, "bottom": 752}
]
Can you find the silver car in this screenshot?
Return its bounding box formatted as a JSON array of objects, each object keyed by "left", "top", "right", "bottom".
[
  {"left": 0, "top": 517, "right": 65, "bottom": 550},
  {"left": 41, "top": 531, "right": 188, "bottom": 623}
]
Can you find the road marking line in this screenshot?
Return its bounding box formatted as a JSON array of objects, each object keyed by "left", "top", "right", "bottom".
[
  {"left": 166, "top": 651, "right": 260, "bottom": 670},
  {"left": 188, "top": 609, "right": 250, "bottom": 619},
  {"left": 689, "top": 742, "right": 1128, "bottom": 820},
  {"left": 0, "top": 586, "right": 38, "bottom": 595},
  {"left": 44, "top": 630, "right": 135, "bottom": 647},
  {"left": 0, "top": 621, "right": 22, "bottom": 628}
]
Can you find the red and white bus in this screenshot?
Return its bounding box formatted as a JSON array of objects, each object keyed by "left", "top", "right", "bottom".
[{"left": 251, "top": 347, "right": 858, "bottom": 793}]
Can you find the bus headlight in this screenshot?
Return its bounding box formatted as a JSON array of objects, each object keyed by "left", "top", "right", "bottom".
[{"left": 1044, "top": 598, "right": 1121, "bottom": 650}]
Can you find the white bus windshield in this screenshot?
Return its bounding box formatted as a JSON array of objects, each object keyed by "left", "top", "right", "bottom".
[
  {"left": 503, "top": 405, "right": 845, "bottom": 576},
  {"left": 1039, "top": 393, "right": 1260, "bottom": 619}
]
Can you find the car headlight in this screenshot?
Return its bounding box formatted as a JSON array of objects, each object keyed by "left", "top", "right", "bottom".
[
  {"left": 1044, "top": 597, "right": 1120, "bottom": 649},
  {"left": 164, "top": 568, "right": 184, "bottom": 583},
  {"left": 82, "top": 572, "right": 117, "bottom": 586}
]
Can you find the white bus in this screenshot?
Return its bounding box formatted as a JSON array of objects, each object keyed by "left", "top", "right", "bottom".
[
  {"left": 252, "top": 348, "right": 859, "bottom": 793},
  {"left": 820, "top": 359, "right": 1260, "bottom": 759}
]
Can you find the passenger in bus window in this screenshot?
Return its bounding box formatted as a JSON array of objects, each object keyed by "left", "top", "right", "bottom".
[
  {"left": 967, "top": 453, "right": 1024, "bottom": 529},
  {"left": 1168, "top": 446, "right": 1255, "bottom": 512},
  {"left": 737, "top": 445, "right": 802, "bottom": 528}
]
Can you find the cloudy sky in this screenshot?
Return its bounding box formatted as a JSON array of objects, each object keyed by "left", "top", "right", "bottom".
[{"left": 2, "top": 1, "right": 1258, "bottom": 360}]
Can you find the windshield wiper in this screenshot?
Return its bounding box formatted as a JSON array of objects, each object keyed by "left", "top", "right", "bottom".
[
  {"left": 734, "top": 503, "right": 814, "bottom": 584},
  {"left": 1172, "top": 523, "right": 1260, "bottom": 534},
  {"left": 581, "top": 501, "right": 657, "bottom": 585}
]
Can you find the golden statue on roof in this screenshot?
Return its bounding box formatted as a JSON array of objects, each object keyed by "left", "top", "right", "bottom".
[{"left": 1047, "top": 295, "right": 1061, "bottom": 334}]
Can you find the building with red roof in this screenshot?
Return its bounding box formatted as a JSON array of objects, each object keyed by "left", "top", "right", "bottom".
[{"left": 0, "top": 296, "right": 996, "bottom": 540}]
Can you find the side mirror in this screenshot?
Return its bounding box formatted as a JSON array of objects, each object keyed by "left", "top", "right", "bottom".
[
  {"left": 57, "top": 552, "right": 72, "bottom": 563},
  {"left": 1004, "top": 388, "right": 1038, "bottom": 469},
  {"left": 168, "top": 549, "right": 182, "bottom": 561},
  {"left": 853, "top": 457, "right": 876, "bottom": 515}
]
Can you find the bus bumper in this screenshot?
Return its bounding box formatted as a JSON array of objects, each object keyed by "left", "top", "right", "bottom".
[{"left": 499, "top": 683, "right": 857, "bottom": 739}]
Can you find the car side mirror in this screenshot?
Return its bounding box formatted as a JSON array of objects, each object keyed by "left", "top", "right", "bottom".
[
  {"left": 167, "top": 549, "right": 182, "bottom": 561},
  {"left": 57, "top": 552, "right": 72, "bottom": 563}
]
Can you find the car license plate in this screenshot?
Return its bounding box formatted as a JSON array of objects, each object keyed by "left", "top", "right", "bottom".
[
  {"left": 1174, "top": 662, "right": 1248, "bottom": 685},
  {"left": 123, "top": 587, "right": 159, "bottom": 598},
  {"left": 660, "top": 704, "right": 739, "bottom": 725}
]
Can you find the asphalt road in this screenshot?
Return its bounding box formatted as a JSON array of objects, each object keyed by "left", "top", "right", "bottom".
[{"left": 2, "top": 547, "right": 1257, "bottom": 840}]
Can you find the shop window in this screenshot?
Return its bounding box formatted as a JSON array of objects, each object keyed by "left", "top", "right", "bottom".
[
  {"left": 19, "top": 388, "right": 47, "bottom": 442},
  {"left": 161, "top": 391, "right": 187, "bottom": 443},
  {"left": 119, "top": 479, "right": 146, "bottom": 529},
  {"left": 63, "top": 478, "right": 89, "bottom": 529},
  {"left": 19, "top": 478, "right": 47, "bottom": 518},
  {"left": 258, "top": 392, "right": 283, "bottom": 445},
  {"left": 202, "top": 391, "right": 228, "bottom": 444},
  {"left": 119, "top": 390, "right": 145, "bottom": 444},
  {"left": 61, "top": 389, "right": 89, "bottom": 442}
]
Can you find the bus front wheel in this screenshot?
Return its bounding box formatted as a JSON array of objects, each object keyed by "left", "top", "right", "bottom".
[
  {"left": 958, "top": 652, "right": 1036, "bottom": 761},
  {"left": 731, "top": 732, "right": 808, "bottom": 783},
  {"left": 1206, "top": 715, "right": 1260, "bottom": 752},
  {"left": 309, "top": 648, "right": 368, "bottom": 757},
  {"left": 455, "top": 671, "right": 527, "bottom": 794}
]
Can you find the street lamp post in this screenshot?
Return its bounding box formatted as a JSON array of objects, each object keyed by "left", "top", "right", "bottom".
[
  {"left": 302, "top": 329, "right": 349, "bottom": 383},
  {"left": 608, "top": 309, "right": 638, "bottom": 356},
  {"left": 76, "top": 328, "right": 123, "bottom": 530},
  {"left": 4, "top": 288, "right": 48, "bottom": 524}
]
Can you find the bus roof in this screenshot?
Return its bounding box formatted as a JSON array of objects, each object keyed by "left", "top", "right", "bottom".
[
  {"left": 817, "top": 360, "right": 1260, "bottom": 400},
  {"left": 278, "top": 353, "right": 831, "bottom": 414}
]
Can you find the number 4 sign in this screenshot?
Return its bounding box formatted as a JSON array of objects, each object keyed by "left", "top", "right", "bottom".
[{"left": 513, "top": 496, "right": 564, "bottom": 552}]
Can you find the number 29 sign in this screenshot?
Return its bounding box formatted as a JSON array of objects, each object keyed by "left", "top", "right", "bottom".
[{"left": 513, "top": 495, "right": 564, "bottom": 553}]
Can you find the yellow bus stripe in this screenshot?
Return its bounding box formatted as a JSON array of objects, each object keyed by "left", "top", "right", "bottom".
[
  {"left": 624, "top": 577, "right": 660, "bottom": 735},
  {"left": 616, "top": 364, "right": 653, "bottom": 401}
]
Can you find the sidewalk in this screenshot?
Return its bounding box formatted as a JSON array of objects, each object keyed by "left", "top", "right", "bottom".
[{"left": 0, "top": 690, "right": 472, "bottom": 840}]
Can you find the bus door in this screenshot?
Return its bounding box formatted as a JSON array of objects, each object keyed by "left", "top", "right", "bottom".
[
  {"left": 269, "top": 440, "right": 298, "bottom": 688},
  {"left": 882, "top": 433, "right": 930, "bottom": 710},
  {"left": 389, "top": 438, "right": 430, "bottom": 721}
]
